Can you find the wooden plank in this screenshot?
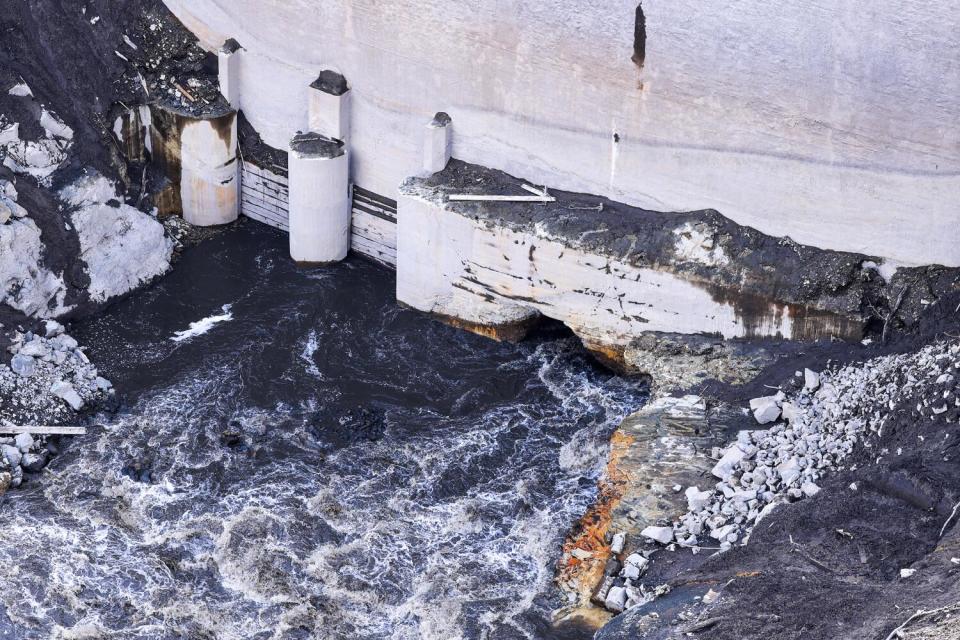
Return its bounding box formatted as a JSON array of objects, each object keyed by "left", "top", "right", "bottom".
[
  {"left": 242, "top": 200, "right": 289, "bottom": 224},
  {"left": 0, "top": 426, "right": 87, "bottom": 435},
  {"left": 353, "top": 185, "right": 397, "bottom": 210},
  {"left": 351, "top": 235, "right": 397, "bottom": 263},
  {"left": 447, "top": 194, "right": 555, "bottom": 202},
  {"left": 352, "top": 213, "right": 397, "bottom": 245},
  {"left": 352, "top": 200, "right": 396, "bottom": 224}
]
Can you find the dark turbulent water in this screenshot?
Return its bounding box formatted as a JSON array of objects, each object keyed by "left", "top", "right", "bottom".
[{"left": 0, "top": 223, "right": 646, "bottom": 640}]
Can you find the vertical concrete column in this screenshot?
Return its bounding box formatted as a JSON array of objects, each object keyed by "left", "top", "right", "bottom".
[
  {"left": 217, "top": 39, "right": 242, "bottom": 110},
  {"left": 180, "top": 110, "right": 240, "bottom": 226},
  {"left": 423, "top": 112, "right": 452, "bottom": 174},
  {"left": 288, "top": 133, "right": 349, "bottom": 263},
  {"left": 308, "top": 70, "right": 350, "bottom": 142}
]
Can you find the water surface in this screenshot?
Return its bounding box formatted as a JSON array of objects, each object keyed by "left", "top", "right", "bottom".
[{"left": 0, "top": 222, "right": 645, "bottom": 639}]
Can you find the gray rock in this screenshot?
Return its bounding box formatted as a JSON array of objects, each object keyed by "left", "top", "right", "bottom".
[
  {"left": 50, "top": 381, "right": 83, "bottom": 411},
  {"left": 44, "top": 320, "right": 64, "bottom": 337},
  {"left": 641, "top": 526, "right": 674, "bottom": 544},
  {"left": 605, "top": 586, "right": 627, "bottom": 613},
  {"left": 10, "top": 354, "right": 36, "bottom": 377},
  {"left": 20, "top": 452, "right": 46, "bottom": 472},
  {"left": 19, "top": 340, "right": 48, "bottom": 358},
  {"left": 753, "top": 400, "right": 782, "bottom": 424},
  {"left": 711, "top": 445, "right": 747, "bottom": 480},
  {"left": 1, "top": 444, "right": 22, "bottom": 467},
  {"left": 14, "top": 433, "right": 34, "bottom": 452},
  {"left": 610, "top": 532, "right": 626, "bottom": 555}
]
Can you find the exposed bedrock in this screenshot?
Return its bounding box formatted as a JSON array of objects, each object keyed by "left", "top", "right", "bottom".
[{"left": 397, "top": 160, "right": 952, "bottom": 368}]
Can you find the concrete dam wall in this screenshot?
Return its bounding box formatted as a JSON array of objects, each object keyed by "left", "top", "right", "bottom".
[{"left": 163, "top": 0, "right": 960, "bottom": 268}]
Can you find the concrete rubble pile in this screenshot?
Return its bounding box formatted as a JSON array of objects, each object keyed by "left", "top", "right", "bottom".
[
  {"left": 0, "top": 320, "right": 113, "bottom": 495},
  {"left": 594, "top": 338, "right": 959, "bottom": 615}
]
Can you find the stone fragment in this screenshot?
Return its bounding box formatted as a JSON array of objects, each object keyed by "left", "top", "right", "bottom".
[
  {"left": 10, "top": 354, "right": 35, "bottom": 377},
  {"left": 753, "top": 399, "right": 782, "bottom": 425},
  {"left": 610, "top": 532, "right": 626, "bottom": 554},
  {"left": 804, "top": 368, "right": 821, "bottom": 391},
  {"left": 19, "top": 340, "right": 47, "bottom": 358},
  {"left": 44, "top": 320, "right": 64, "bottom": 337},
  {"left": 685, "top": 486, "right": 712, "bottom": 511},
  {"left": 801, "top": 481, "right": 821, "bottom": 497},
  {"left": 2, "top": 444, "right": 22, "bottom": 467},
  {"left": 20, "top": 452, "right": 46, "bottom": 472},
  {"left": 571, "top": 548, "right": 593, "bottom": 560},
  {"left": 641, "top": 526, "right": 674, "bottom": 544},
  {"left": 14, "top": 433, "right": 33, "bottom": 452},
  {"left": 50, "top": 381, "right": 83, "bottom": 411},
  {"left": 712, "top": 445, "right": 747, "bottom": 480},
  {"left": 95, "top": 376, "right": 113, "bottom": 391},
  {"left": 604, "top": 586, "right": 627, "bottom": 613}
]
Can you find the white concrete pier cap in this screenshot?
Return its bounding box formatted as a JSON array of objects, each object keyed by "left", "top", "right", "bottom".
[
  {"left": 308, "top": 71, "right": 350, "bottom": 142},
  {"left": 288, "top": 133, "right": 350, "bottom": 263},
  {"left": 423, "top": 112, "right": 452, "bottom": 174}
]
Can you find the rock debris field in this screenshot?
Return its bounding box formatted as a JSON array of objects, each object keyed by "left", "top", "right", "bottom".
[
  {"left": 0, "top": 320, "right": 112, "bottom": 494},
  {"left": 594, "top": 338, "right": 960, "bottom": 615}
]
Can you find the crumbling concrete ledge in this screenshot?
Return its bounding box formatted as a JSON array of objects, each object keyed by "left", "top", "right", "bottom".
[{"left": 396, "top": 160, "right": 904, "bottom": 366}]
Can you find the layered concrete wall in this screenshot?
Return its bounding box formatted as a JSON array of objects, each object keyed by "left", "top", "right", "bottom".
[
  {"left": 397, "top": 161, "right": 881, "bottom": 360},
  {"left": 163, "top": 0, "right": 960, "bottom": 267}
]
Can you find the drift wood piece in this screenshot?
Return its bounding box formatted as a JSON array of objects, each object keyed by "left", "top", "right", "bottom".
[{"left": 0, "top": 426, "right": 88, "bottom": 435}]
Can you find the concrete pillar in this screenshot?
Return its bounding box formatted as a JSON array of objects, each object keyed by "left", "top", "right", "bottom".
[
  {"left": 423, "top": 112, "right": 452, "bottom": 174},
  {"left": 217, "top": 39, "right": 242, "bottom": 110},
  {"left": 288, "top": 133, "right": 349, "bottom": 263},
  {"left": 150, "top": 103, "right": 239, "bottom": 225},
  {"left": 180, "top": 111, "right": 239, "bottom": 226},
  {"left": 308, "top": 70, "right": 350, "bottom": 142}
]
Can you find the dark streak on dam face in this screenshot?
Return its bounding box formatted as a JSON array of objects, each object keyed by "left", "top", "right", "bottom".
[{"left": 632, "top": 4, "right": 646, "bottom": 69}]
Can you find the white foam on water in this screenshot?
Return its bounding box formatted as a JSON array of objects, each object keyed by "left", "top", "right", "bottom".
[
  {"left": 170, "top": 304, "right": 233, "bottom": 342},
  {"left": 300, "top": 329, "right": 322, "bottom": 378},
  {"left": 0, "top": 332, "right": 644, "bottom": 640}
]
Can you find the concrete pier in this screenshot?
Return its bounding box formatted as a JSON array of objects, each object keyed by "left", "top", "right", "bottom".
[
  {"left": 287, "top": 133, "right": 349, "bottom": 263},
  {"left": 150, "top": 104, "right": 239, "bottom": 226}
]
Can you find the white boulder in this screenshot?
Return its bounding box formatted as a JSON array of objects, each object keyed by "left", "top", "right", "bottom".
[{"left": 641, "top": 526, "right": 674, "bottom": 545}]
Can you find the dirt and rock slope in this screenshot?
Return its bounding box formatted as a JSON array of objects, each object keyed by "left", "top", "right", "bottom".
[
  {"left": 0, "top": 0, "right": 222, "bottom": 488},
  {"left": 566, "top": 290, "right": 960, "bottom": 639}
]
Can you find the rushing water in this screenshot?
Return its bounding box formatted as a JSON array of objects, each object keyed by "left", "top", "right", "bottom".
[{"left": 0, "top": 223, "right": 646, "bottom": 640}]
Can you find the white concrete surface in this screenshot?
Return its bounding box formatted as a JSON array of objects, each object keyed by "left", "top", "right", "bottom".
[
  {"left": 396, "top": 193, "right": 856, "bottom": 349},
  {"left": 423, "top": 117, "right": 451, "bottom": 174},
  {"left": 218, "top": 45, "right": 242, "bottom": 110},
  {"left": 163, "top": 0, "right": 960, "bottom": 267},
  {"left": 180, "top": 115, "right": 239, "bottom": 227},
  {"left": 308, "top": 85, "right": 350, "bottom": 142},
  {"left": 288, "top": 143, "right": 350, "bottom": 263}
]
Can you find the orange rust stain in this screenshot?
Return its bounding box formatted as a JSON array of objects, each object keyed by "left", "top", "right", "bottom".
[
  {"left": 439, "top": 315, "right": 538, "bottom": 343},
  {"left": 557, "top": 428, "right": 636, "bottom": 602},
  {"left": 735, "top": 570, "right": 762, "bottom": 578},
  {"left": 581, "top": 340, "right": 629, "bottom": 373}
]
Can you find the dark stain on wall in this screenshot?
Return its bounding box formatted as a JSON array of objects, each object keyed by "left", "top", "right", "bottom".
[{"left": 632, "top": 4, "right": 646, "bottom": 69}]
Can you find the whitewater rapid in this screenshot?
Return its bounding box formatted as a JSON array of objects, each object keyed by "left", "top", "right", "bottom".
[{"left": 0, "top": 224, "right": 646, "bottom": 640}]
